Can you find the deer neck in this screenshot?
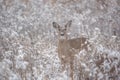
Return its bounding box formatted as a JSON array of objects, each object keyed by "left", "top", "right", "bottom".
[
  {"left": 58, "top": 34, "right": 68, "bottom": 44},
  {"left": 58, "top": 39, "right": 67, "bottom": 45},
  {"left": 58, "top": 39, "right": 69, "bottom": 54}
]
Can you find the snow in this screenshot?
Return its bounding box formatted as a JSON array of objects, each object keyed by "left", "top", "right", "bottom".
[{"left": 0, "top": 0, "right": 120, "bottom": 80}]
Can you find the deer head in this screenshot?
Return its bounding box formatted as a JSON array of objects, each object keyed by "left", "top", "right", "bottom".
[{"left": 53, "top": 20, "right": 72, "bottom": 39}]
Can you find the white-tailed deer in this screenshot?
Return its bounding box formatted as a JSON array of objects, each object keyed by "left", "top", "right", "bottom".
[{"left": 52, "top": 20, "right": 89, "bottom": 80}]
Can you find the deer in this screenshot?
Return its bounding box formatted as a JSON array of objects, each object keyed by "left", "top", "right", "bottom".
[{"left": 52, "top": 20, "right": 89, "bottom": 80}]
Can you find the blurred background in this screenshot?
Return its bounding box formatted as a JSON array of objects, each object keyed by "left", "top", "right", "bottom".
[{"left": 0, "top": 0, "right": 120, "bottom": 80}]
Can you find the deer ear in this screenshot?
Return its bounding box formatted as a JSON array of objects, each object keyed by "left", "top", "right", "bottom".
[
  {"left": 53, "top": 22, "right": 60, "bottom": 29},
  {"left": 65, "top": 20, "right": 72, "bottom": 28}
]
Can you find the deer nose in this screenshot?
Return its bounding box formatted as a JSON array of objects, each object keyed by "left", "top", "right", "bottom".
[{"left": 61, "top": 34, "right": 64, "bottom": 36}]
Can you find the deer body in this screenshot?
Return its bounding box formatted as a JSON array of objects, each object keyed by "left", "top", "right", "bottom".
[
  {"left": 68, "top": 37, "right": 88, "bottom": 50},
  {"left": 58, "top": 37, "right": 88, "bottom": 63},
  {"left": 52, "top": 20, "right": 89, "bottom": 80}
]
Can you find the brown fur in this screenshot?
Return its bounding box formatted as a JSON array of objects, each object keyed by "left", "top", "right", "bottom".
[{"left": 53, "top": 20, "right": 89, "bottom": 80}]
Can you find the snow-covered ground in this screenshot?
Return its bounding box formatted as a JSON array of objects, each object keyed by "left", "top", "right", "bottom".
[{"left": 0, "top": 0, "right": 120, "bottom": 80}]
